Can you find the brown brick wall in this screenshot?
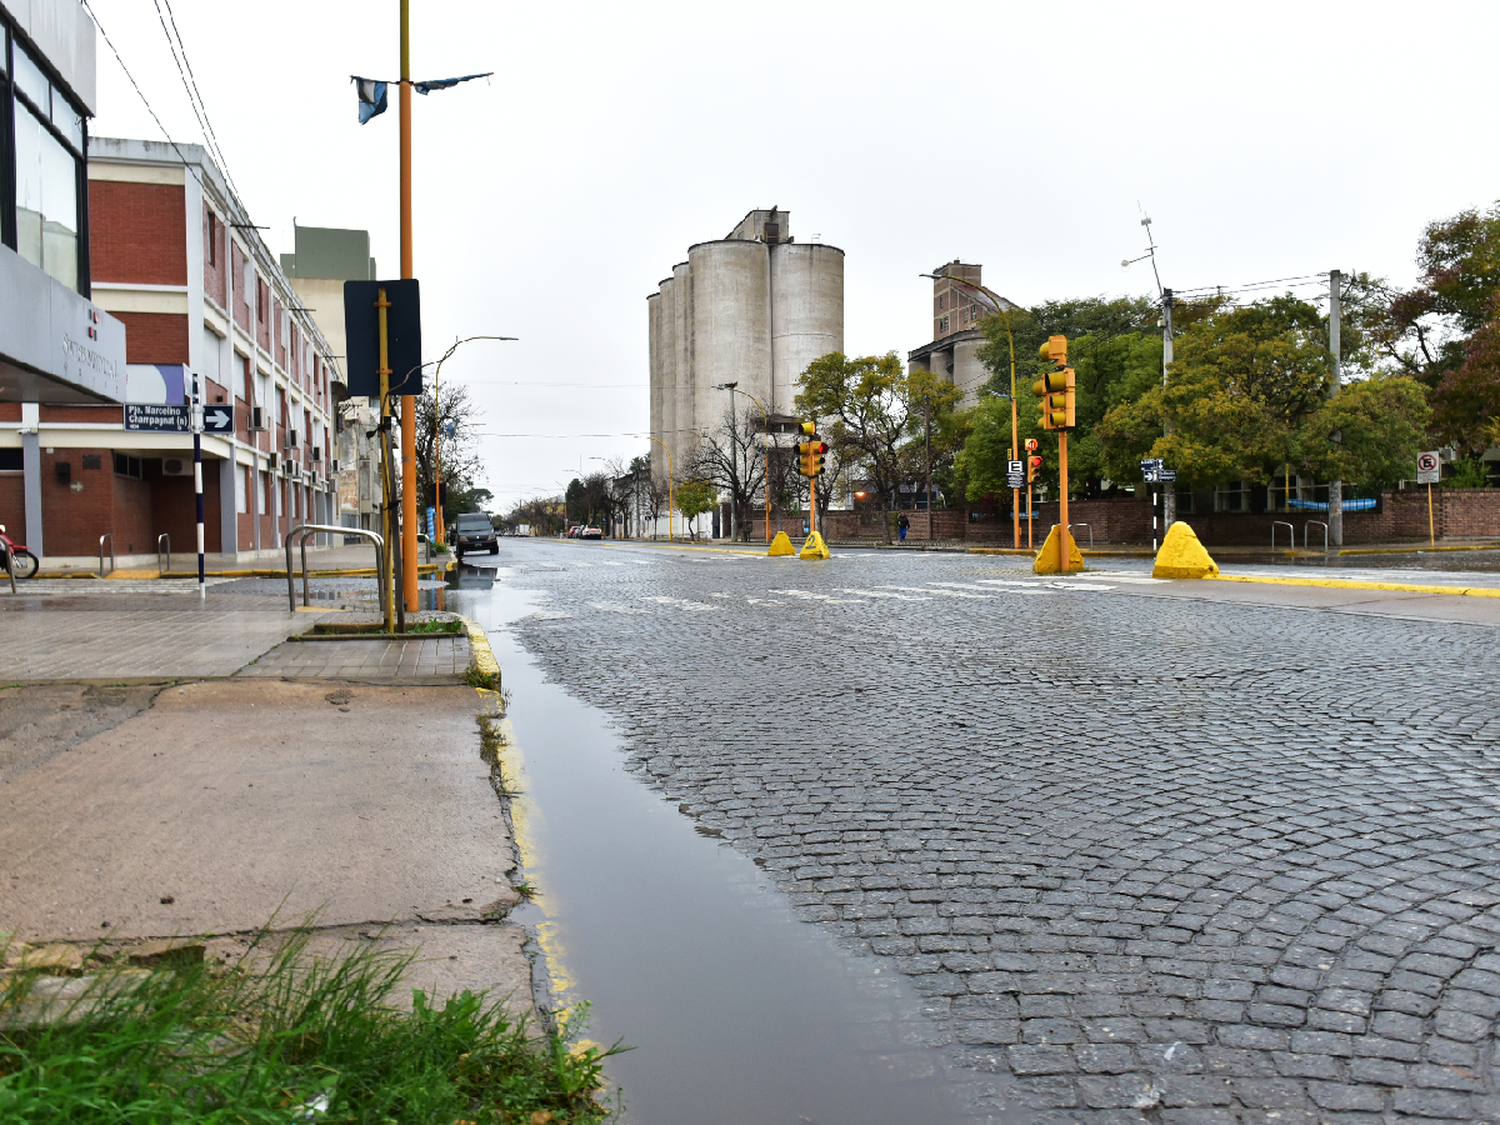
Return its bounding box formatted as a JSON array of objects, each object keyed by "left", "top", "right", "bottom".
[
  {"left": 232, "top": 243, "right": 250, "bottom": 332},
  {"left": 39, "top": 404, "right": 124, "bottom": 424},
  {"left": 88, "top": 180, "right": 186, "bottom": 285},
  {"left": 204, "top": 204, "right": 226, "bottom": 307},
  {"left": 0, "top": 474, "right": 23, "bottom": 530},
  {"left": 116, "top": 312, "right": 190, "bottom": 365},
  {"left": 0, "top": 404, "right": 21, "bottom": 423}
]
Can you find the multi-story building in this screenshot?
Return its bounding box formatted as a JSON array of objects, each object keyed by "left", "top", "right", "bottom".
[
  {"left": 1, "top": 0, "right": 129, "bottom": 559},
  {"left": 281, "top": 223, "right": 381, "bottom": 535},
  {"left": 74, "top": 138, "right": 339, "bottom": 562},
  {"left": 907, "top": 260, "right": 1015, "bottom": 409},
  {"left": 647, "top": 208, "right": 843, "bottom": 502}
]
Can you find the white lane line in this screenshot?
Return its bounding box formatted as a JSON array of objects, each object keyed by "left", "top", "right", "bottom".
[
  {"left": 643, "top": 595, "right": 718, "bottom": 612},
  {"left": 876, "top": 585, "right": 992, "bottom": 600},
  {"left": 769, "top": 589, "right": 866, "bottom": 604},
  {"left": 836, "top": 588, "right": 933, "bottom": 601}
]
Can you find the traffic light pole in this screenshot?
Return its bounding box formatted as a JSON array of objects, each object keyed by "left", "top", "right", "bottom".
[{"left": 1058, "top": 431, "right": 1070, "bottom": 574}]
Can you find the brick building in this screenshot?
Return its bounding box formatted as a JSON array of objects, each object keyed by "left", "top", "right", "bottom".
[
  {"left": 54, "top": 137, "right": 339, "bottom": 563},
  {"left": 907, "top": 261, "right": 1015, "bottom": 410}
]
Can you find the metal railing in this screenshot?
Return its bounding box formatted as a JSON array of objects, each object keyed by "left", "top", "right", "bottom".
[
  {"left": 157, "top": 533, "right": 171, "bottom": 577},
  {"left": 1048, "top": 523, "right": 1093, "bottom": 550},
  {"left": 285, "top": 524, "right": 385, "bottom": 616},
  {"left": 1305, "top": 520, "right": 1328, "bottom": 553},
  {"left": 98, "top": 533, "right": 115, "bottom": 577},
  {"left": 1271, "top": 521, "right": 1294, "bottom": 553}
]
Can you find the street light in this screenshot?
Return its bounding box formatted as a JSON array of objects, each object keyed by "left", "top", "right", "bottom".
[
  {"left": 432, "top": 334, "right": 516, "bottom": 544},
  {"left": 920, "top": 272, "right": 1022, "bottom": 549},
  {"left": 713, "top": 382, "right": 773, "bottom": 544}
]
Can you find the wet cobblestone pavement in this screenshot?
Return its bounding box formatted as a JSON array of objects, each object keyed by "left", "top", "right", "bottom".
[{"left": 499, "top": 540, "right": 1500, "bottom": 1124}]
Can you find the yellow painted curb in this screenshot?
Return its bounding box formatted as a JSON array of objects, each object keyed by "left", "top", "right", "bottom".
[
  {"left": 458, "top": 614, "right": 501, "bottom": 689},
  {"left": 1208, "top": 574, "right": 1500, "bottom": 598},
  {"left": 1152, "top": 522, "right": 1219, "bottom": 579},
  {"left": 768, "top": 531, "right": 795, "bottom": 557}
]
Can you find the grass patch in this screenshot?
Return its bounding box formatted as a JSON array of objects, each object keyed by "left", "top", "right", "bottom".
[
  {"left": 309, "top": 620, "right": 463, "bottom": 637},
  {"left": 0, "top": 929, "right": 620, "bottom": 1123}
]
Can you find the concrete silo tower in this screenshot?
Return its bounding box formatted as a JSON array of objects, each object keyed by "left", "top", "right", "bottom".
[{"left": 647, "top": 209, "right": 844, "bottom": 497}]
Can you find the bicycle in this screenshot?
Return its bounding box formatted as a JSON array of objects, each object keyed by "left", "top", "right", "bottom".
[{"left": 0, "top": 524, "right": 40, "bottom": 579}]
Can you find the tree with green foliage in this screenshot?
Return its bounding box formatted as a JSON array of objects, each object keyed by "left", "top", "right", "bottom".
[
  {"left": 964, "top": 297, "right": 1165, "bottom": 501},
  {"left": 414, "top": 383, "right": 485, "bottom": 524},
  {"left": 795, "top": 352, "right": 960, "bottom": 544},
  {"left": 673, "top": 478, "right": 718, "bottom": 540},
  {"left": 1094, "top": 294, "right": 1429, "bottom": 493}
]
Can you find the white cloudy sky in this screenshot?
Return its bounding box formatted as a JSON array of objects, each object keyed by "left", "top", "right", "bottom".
[{"left": 86, "top": 0, "right": 1500, "bottom": 507}]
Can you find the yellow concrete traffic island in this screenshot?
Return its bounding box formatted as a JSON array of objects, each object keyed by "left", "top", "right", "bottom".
[
  {"left": 768, "top": 531, "right": 795, "bottom": 556},
  {"left": 1032, "top": 525, "right": 1085, "bottom": 574},
  {"left": 1152, "top": 521, "right": 1220, "bottom": 579},
  {"left": 799, "top": 531, "right": 830, "bottom": 560}
]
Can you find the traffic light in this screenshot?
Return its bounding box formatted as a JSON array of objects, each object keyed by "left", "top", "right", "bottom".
[
  {"left": 797, "top": 421, "right": 827, "bottom": 477},
  {"left": 1027, "top": 455, "right": 1043, "bottom": 483},
  {"left": 1033, "top": 334, "right": 1076, "bottom": 431}
]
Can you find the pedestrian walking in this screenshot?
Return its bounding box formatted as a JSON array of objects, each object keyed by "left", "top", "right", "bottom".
[{"left": 897, "top": 513, "right": 910, "bottom": 542}]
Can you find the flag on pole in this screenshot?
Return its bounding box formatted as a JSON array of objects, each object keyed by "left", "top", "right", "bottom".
[
  {"left": 413, "top": 72, "right": 492, "bottom": 95},
  {"left": 351, "top": 77, "right": 387, "bottom": 124}
]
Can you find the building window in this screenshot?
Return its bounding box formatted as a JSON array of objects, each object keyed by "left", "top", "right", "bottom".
[
  {"left": 7, "top": 37, "right": 86, "bottom": 293},
  {"left": 113, "top": 453, "right": 143, "bottom": 479},
  {"left": 207, "top": 211, "right": 218, "bottom": 267},
  {"left": 939, "top": 315, "right": 949, "bottom": 333}
]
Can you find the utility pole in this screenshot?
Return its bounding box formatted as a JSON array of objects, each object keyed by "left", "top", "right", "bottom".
[
  {"left": 727, "top": 384, "right": 737, "bottom": 540},
  {"left": 924, "top": 393, "right": 933, "bottom": 541},
  {"left": 398, "top": 0, "right": 418, "bottom": 613},
  {"left": 1161, "top": 287, "right": 1175, "bottom": 532},
  {"left": 1328, "top": 270, "right": 1342, "bottom": 547}
]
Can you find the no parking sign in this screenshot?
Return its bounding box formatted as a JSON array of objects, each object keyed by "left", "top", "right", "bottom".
[{"left": 1417, "top": 450, "right": 1440, "bottom": 484}]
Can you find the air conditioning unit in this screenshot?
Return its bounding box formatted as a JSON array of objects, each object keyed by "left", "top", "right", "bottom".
[
  {"left": 250, "top": 406, "right": 266, "bottom": 431},
  {"left": 331, "top": 458, "right": 340, "bottom": 472},
  {"left": 311, "top": 446, "right": 321, "bottom": 462},
  {"left": 162, "top": 457, "right": 193, "bottom": 477},
  {"left": 285, "top": 430, "right": 298, "bottom": 448}
]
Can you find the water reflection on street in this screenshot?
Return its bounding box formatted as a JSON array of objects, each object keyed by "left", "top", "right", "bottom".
[{"left": 446, "top": 572, "right": 979, "bottom": 1125}]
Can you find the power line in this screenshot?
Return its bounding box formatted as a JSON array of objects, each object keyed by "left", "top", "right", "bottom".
[
  {"left": 154, "top": 0, "right": 246, "bottom": 205},
  {"left": 82, "top": 0, "right": 209, "bottom": 195}
]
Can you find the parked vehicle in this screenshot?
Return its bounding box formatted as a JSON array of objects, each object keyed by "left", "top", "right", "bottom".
[
  {"left": 0, "top": 524, "right": 39, "bottom": 579},
  {"left": 580, "top": 526, "right": 603, "bottom": 540},
  {"left": 450, "top": 512, "right": 498, "bottom": 556}
]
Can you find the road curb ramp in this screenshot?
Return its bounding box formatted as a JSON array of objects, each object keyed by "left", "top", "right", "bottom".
[
  {"left": 1032, "top": 525, "right": 1084, "bottom": 574},
  {"left": 768, "top": 531, "right": 795, "bottom": 557},
  {"left": 1152, "top": 522, "right": 1220, "bottom": 579},
  {"left": 799, "top": 532, "right": 830, "bottom": 560}
]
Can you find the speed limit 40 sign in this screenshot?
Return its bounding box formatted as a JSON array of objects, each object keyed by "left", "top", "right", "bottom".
[{"left": 1417, "top": 450, "right": 1441, "bottom": 484}]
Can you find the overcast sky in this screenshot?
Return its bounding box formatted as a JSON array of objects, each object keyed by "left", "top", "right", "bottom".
[{"left": 86, "top": 0, "right": 1500, "bottom": 507}]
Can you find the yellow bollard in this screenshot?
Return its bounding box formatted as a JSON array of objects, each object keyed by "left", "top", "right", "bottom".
[
  {"left": 799, "top": 531, "right": 830, "bottom": 559},
  {"left": 768, "top": 531, "right": 795, "bottom": 557}
]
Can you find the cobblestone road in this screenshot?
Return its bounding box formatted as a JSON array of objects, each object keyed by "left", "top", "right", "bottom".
[{"left": 498, "top": 540, "right": 1500, "bottom": 1124}]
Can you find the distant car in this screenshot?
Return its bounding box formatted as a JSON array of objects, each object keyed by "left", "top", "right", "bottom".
[
  {"left": 451, "top": 512, "right": 498, "bottom": 556},
  {"left": 581, "top": 525, "right": 603, "bottom": 540}
]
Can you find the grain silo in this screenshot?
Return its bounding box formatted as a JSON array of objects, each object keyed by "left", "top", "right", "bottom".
[{"left": 646, "top": 209, "right": 844, "bottom": 501}]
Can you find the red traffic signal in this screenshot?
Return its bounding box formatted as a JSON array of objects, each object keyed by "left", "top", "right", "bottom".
[{"left": 1027, "top": 455, "right": 1043, "bottom": 483}]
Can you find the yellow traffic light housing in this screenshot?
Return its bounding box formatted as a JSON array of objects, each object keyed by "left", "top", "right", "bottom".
[
  {"left": 796, "top": 421, "right": 827, "bottom": 477},
  {"left": 1027, "top": 455, "right": 1043, "bottom": 483},
  {"left": 1033, "top": 335, "right": 1075, "bottom": 430}
]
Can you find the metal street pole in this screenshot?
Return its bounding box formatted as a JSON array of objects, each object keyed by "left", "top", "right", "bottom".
[
  {"left": 719, "top": 384, "right": 771, "bottom": 543},
  {"left": 399, "top": 0, "right": 418, "bottom": 613},
  {"left": 192, "top": 370, "right": 205, "bottom": 599},
  {"left": 433, "top": 334, "right": 515, "bottom": 544},
  {"left": 1161, "top": 287, "right": 1175, "bottom": 533},
  {"left": 1328, "top": 270, "right": 1342, "bottom": 547}
]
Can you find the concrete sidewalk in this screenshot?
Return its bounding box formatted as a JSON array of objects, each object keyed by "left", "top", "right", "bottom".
[{"left": 0, "top": 578, "right": 534, "bottom": 1019}]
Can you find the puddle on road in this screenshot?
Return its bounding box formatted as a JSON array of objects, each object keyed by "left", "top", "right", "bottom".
[{"left": 450, "top": 578, "right": 980, "bottom": 1125}]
